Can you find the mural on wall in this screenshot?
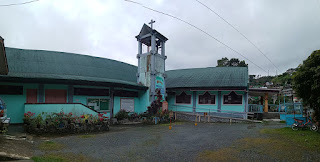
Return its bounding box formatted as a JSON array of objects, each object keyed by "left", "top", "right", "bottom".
[{"left": 155, "top": 75, "right": 165, "bottom": 101}]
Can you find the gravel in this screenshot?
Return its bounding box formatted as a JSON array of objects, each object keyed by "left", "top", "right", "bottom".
[{"left": 34, "top": 122, "right": 284, "bottom": 161}]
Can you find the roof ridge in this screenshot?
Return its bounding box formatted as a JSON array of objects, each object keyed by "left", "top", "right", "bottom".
[
  {"left": 5, "top": 47, "right": 137, "bottom": 68},
  {"left": 166, "top": 66, "right": 248, "bottom": 72}
]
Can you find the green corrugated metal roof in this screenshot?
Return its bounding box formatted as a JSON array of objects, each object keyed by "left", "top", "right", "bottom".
[
  {"left": 2, "top": 47, "right": 144, "bottom": 88},
  {"left": 165, "top": 67, "right": 248, "bottom": 89}
]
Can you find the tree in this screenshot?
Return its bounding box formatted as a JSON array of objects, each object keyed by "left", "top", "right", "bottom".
[
  {"left": 217, "top": 57, "right": 229, "bottom": 67},
  {"left": 216, "top": 57, "right": 248, "bottom": 67},
  {"left": 293, "top": 50, "right": 320, "bottom": 122}
]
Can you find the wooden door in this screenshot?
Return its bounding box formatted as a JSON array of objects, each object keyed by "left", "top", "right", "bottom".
[
  {"left": 26, "top": 89, "right": 38, "bottom": 103},
  {"left": 45, "top": 89, "right": 67, "bottom": 103}
]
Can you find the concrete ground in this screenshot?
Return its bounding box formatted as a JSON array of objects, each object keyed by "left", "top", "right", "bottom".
[{"left": 2, "top": 122, "right": 320, "bottom": 161}]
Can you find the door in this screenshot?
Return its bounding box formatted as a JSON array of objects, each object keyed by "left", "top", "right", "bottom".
[
  {"left": 26, "top": 89, "right": 38, "bottom": 103},
  {"left": 45, "top": 89, "right": 67, "bottom": 103}
]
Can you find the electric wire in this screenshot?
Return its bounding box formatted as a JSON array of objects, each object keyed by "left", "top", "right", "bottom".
[
  {"left": 124, "top": 0, "right": 268, "bottom": 74},
  {"left": 0, "top": 0, "right": 40, "bottom": 7},
  {"left": 195, "top": 0, "right": 280, "bottom": 73}
]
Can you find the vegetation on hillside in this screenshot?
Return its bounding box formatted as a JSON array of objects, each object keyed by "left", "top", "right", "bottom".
[
  {"left": 293, "top": 50, "right": 320, "bottom": 123},
  {"left": 272, "top": 72, "right": 293, "bottom": 87}
]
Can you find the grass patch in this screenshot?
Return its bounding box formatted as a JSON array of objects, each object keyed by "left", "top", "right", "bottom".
[
  {"left": 199, "top": 147, "right": 240, "bottom": 161},
  {"left": 38, "top": 141, "right": 64, "bottom": 151},
  {"left": 78, "top": 134, "right": 96, "bottom": 139},
  {"left": 199, "top": 128, "right": 320, "bottom": 161},
  {"left": 32, "top": 153, "right": 91, "bottom": 162},
  {"left": 260, "top": 127, "right": 320, "bottom": 150}
]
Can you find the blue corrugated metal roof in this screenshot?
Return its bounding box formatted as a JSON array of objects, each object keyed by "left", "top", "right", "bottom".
[
  {"left": 165, "top": 67, "right": 248, "bottom": 88},
  {"left": 3, "top": 47, "right": 144, "bottom": 87}
]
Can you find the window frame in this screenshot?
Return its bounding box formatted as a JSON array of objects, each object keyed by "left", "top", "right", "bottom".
[
  {"left": 198, "top": 91, "right": 216, "bottom": 105},
  {"left": 87, "top": 97, "right": 110, "bottom": 112},
  {"left": 175, "top": 91, "right": 192, "bottom": 105},
  {"left": 222, "top": 91, "right": 243, "bottom": 105}
]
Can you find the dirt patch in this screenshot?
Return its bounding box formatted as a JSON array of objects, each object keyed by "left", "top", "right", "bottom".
[
  {"left": 0, "top": 134, "right": 34, "bottom": 158},
  {"left": 32, "top": 152, "right": 94, "bottom": 162}
]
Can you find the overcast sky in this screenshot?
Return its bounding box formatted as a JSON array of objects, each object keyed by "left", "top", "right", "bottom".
[{"left": 0, "top": 0, "right": 319, "bottom": 76}]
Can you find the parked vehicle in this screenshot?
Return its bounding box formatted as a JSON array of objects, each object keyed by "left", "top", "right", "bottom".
[
  {"left": 291, "top": 117, "right": 318, "bottom": 132},
  {"left": 0, "top": 97, "right": 10, "bottom": 133}
]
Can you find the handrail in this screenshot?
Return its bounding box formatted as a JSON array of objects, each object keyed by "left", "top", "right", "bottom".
[
  {"left": 248, "top": 103, "right": 303, "bottom": 114},
  {"left": 168, "top": 104, "right": 246, "bottom": 114},
  {"left": 168, "top": 104, "right": 247, "bottom": 119}
]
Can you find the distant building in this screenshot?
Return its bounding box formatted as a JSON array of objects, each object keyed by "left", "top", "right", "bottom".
[
  {"left": 282, "top": 88, "right": 295, "bottom": 97},
  {"left": 286, "top": 68, "right": 296, "bottom": 75}
]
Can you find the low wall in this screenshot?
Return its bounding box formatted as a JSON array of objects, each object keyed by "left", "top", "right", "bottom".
[
  {"left": 176, "top": 112, "right": 254, "bottom": 123},
  {"left": 24, "top": 103, "right": 106, "bottom": 118}
]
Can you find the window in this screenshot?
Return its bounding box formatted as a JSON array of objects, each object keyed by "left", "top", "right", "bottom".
[
  {"left": 74, "top": 88, "right": 109, "bottom": 96},
  {"left": 175, "top": 91, "right": 191, "bottom": 104},
  {"left": 87, "top": 98, "right": 109, "bottom": 111},
  {"left": 0, "top": 85, "right": 23, "bottom": 95},
  {"left": 198, "top": 91, "right": 215, "bottom": 104},
  {"left": 223, "top": 91, "right": 242, "bottom": 104}
]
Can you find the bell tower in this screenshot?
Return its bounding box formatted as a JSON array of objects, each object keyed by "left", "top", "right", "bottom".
[{"left": 136, "top": 20, "right": 168, "bottom": 104}]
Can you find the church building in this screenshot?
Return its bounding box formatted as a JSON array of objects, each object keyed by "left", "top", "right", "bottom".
[{"left": 0, "top": 22, "right": 248, "bottom": 124}]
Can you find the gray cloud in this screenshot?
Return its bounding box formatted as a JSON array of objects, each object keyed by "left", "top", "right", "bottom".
[{"left": 0, "top": 0, "right": 319, "bottom": 76}]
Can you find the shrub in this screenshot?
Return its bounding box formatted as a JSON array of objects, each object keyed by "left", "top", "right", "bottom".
[
  {"left": 115, "top": 110, "right": 129, "bottom": 120},
  {"left": 23, "top": 111, "right": 35, "bottom": 124}
]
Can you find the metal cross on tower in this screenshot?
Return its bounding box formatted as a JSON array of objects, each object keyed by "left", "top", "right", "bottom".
[{"left": 149, "top": 19, "right": 155, "bottom": 29}]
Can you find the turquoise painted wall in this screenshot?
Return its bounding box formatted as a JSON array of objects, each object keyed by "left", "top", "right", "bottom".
[
  {"left": 138, "top": 90, "right": 149, "bottom": 114},
  {"left": 167, "top": 90, "right": 246, "bottom": 113},
  {"left": 0, "top": 82, "right": 38, "bottom": 123},
  {"left": 195, "top": 91, "right": 218, "bottom": 113},
  {"left": 221, "top": 91, "right": 245, "bottom": 112},
  {"left": 113, "top": 96, "right": 140, "bottom": 116},
  {"left": 0, "top": 82, "right": 146, "bottom": 122},
  {"left": 24, "top": 103, "right": 107, "bottom": 118}
]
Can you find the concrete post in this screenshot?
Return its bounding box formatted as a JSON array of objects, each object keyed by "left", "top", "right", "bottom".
[
  {"left": 161, "top": 41, "right": 165, "bottom": 56},
  {"left": 138, "top": 41, "right": 142, "bottom": 54},
  {"left": 110, "top": 88, "right": 114, "bottom": 117},
  {"left": 218, "top": 91, "right": 221, "bottom": 112},
  {"left": 137, "top": 41, "right": 142, "bottom": 83},
  {"left": 67, "top": 85, "right": 74, "bottom": 103},
  {"left": 38, "top": 84, "right": 44, "bottom": 103},
  {"left": 264, "top": 93, "right": 268, "bottom": 112},
  {"left": 244, "top": 91, "right": 248, "bottom": 119},
  {"left": 192, "top": 91, "right": 196, "bottom": 113},
  {"left": 150, "top": 34, "right": 156, "bottom": 102}
]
